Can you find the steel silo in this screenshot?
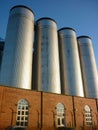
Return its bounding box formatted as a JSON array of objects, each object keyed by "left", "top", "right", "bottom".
[
  {"left": 77, "top": 36, "right": 98, "bottom": 98},
  {"left": 58, "top": 28, "right": 84, "bottom": 97},
  {"left": 33, "top": 17, "right": 61, "bottom": 93},
  {"left": 0, "top": 5, "right": 34, "bottom": 89}
]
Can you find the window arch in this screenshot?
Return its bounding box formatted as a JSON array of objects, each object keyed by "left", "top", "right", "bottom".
[
  {"left": 84, "top": 105, "right": 92, "bottom": 126},
  {"left": 55, "top": 103, "right": 65, "bottom": 127},
  {"left": 16, "top": 99, "right": 29, "bottom": 127}
]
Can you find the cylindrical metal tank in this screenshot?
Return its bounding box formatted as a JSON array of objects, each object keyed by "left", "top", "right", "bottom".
[
  {"left": 77, "top": 36, "right": 98, "bottom": 98},
  {"left": 0, "top": 5, "right": 34, "bottom": 89},
  {"left": 58, "top": 27, "right": 84, "bottom": 97},
  {"left": 33, "top": 17, "right": 61, "bottom": 93}
]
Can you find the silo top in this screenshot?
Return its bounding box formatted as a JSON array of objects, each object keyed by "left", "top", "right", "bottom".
[
  {"left": 58, "top": 27, "right": 76, "bottom": 32},
  {"left": 10, "top": 5, "right": 34, "bottom": 20},
  {"left": 36, "top": 17, "right": 57, "bottom": 28},
  {"left": 58, "top": 27, "right": 76, "bottom": 37},
  {"left": 77, "top": 36, "right": 92, "bottom": 44},
  {"left": 37, "top": 17, "right": 57, "bottom": 24}
]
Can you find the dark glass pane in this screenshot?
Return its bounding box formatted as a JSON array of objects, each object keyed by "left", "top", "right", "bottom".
[
  {"left": 18, "top": 105, "right": 22, "bottom": 109},
  {"left": 25, "top": 117, "right": 28, "bottom": 120},
  {"left": 26, "top": 111, "right": 28, "bottom": 115},
  {"left": 22, "top": 111, "right": 24, "bottom": 115},
  {"left": 21, "top": 122, "right": 24, "bottom": 126},
  {"left": 17, "top": 116, "right": 20, "bottom": 120},
  {"left": 26, "top": 106, "right": 28, "bottom": 110},
  {"left": 18, "top": 111, "right": 20, "bottom": 115},
  {"left": 58, "top": 118, "right": 60, "bottom": 125},
  {"left": 62, "top": 118, "right": 65, "bottom": 125},
  {"left": 25, "top": 122, "right": 28, "bottom": 126},
  {"left": 21, "top": 117, "right": 24, "bottom": 120},
  {"left": 22, "top": 106, "right": 24, "bottom": 110},
  {"left": 16, "top": 122, "right": 19, "bottom": 125}
]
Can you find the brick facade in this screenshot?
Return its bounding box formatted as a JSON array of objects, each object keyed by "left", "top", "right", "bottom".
[{"left": 0, "top": 86, "right": 98, "bottom": 130}]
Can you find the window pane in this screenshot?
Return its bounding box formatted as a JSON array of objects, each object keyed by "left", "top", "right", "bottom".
[
  {"left": 22, "top": 111, "right": 24, "bottom": 115},
  {"left": 26, "top": 111, "right": 28, "bottom": 115},
  {"left": 25, "top": 117, "right": 28, "bottom": 121},
  {"left": 22, "top": 106, "right": 24, "bottom": 110},
  {"left": 62, "top": 118, "right": 65, "bottom": 125},
  {"left": 21, "top": 122, "right": 24, "bottom": 126},
  {"left": 18, "top": 111, "right": 20, "bottom": 115},
  {"left": 58, "top": 118, "right": 60, "bottom": 125},
  {"left": 17, "top": 116, "right": 20, "bottom": 120},
  {"left": 21, "top": 117, "right": 24, "bottom": 120}
]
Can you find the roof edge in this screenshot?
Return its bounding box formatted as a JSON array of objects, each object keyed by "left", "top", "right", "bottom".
[
  {"left": 36, "top": 17, "right": 57, "bottom": 24},
  {"left": 58, "top": 27, "right": 76, "bottom": 32},
  {"left": 10, "top": 5, "right": 34, "bottom": 15},
  {"left": 77, "top": 35, "right": 91, "bottom": 40}
]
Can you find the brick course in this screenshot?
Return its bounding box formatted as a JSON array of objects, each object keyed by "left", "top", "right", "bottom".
[{"left": 0, "top": 86, "right": 98, "bottom": 130}]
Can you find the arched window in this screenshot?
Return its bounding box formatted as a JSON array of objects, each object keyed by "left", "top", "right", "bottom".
[
  {"left": 84, "top": 105, "right": 92, "bottom": 126},
  {"left": 16, "top": 99, "right": 29, "bottom": 128},
  {"left": 55, "top": 103, "right": 65, "bottom": 127}
]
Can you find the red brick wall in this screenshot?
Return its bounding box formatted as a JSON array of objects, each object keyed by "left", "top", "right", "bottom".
[
  {"left": 74, "top": 96, "right": 98, "bottom": 130},
  {"left": 42, "top": 92, "right": 73, "bottom": 128},
  {"left": 0, "top": 86, "right": 98, "bottom": 130},
  {"left": 0, "top": 86, "right": 41, "bottom": 129}
]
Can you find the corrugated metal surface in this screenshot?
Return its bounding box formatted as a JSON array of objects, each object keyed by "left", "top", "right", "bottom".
[
  {"left": 33, "top": 18, "right": 61, "bottom": 93},
  {"left": 78, "top": 36, "right": 98, "bottom": 98},
  {"left": 58, "top": 28, "right": 84, "bottom": 97},
  {"left": 0, "top": 6, "right": 34, "bottom": 89}
]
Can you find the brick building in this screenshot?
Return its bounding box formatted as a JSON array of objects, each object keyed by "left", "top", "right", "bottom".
[
  {"left": 0, "top": 85, "right": 98, "bottom": 130},
  {"left": 0, "top": 5, "right": 98, "bottom": 130}
]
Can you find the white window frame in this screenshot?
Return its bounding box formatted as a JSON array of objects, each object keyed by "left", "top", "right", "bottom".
[
  {"left": 55, "top": 103, "right": 65, "bottom": 127},
  {"left": 16, "top": 99, "right": 29, "bottom": 128},
  {"left": 84, "top": 105, "right": 92, "bottom": 126}
]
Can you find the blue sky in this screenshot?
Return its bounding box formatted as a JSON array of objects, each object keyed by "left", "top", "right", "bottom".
[{"left": 0, "top": 0, "right": 98, "bottom": 68}]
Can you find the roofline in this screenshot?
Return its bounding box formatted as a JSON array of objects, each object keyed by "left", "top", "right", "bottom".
[
  {"left": 58, "top": 27, "right": 76, "bottom": 32},
  {"left": 10, "top": 5, "right": 34, "bottom": 15},
  {"left": 77, "top": 35, "right": 92, "bottom": 40}
]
